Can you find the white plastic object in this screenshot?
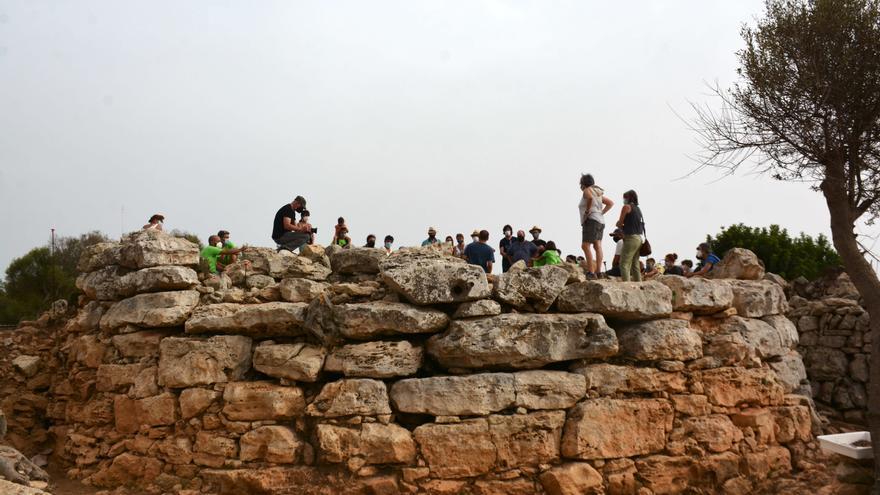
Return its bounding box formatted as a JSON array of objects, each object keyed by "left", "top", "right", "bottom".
[{"left": 817, "top": 431, "right": 873, "bottom": 459}]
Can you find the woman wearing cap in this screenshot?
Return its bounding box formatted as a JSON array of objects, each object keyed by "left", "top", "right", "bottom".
[
  {"left": 143, "top": 214, "right": 164, "bottom": 231},
  {"left": 615, "top": 190, "right": 644, "bottom": 282}
]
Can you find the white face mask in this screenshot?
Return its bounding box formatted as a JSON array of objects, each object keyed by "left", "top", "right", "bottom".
[
  {"left": 472, "top": 236, "right": 479, "bottom": 242},
  {"left": 215, "top": 242, "right": 223, "bottom": 248},
  {"left": 302, "top": 216, "right": 310, "bottom": 223}
]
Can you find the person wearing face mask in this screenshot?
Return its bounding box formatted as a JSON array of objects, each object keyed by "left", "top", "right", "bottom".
[
  {"left": 464, "top": 230, "right": 495, "bottom": 273},
  {"left": 529, "top": 226, "right": 546, "bottom": 248},
  {"left": 664, "top": 253, "right": 684, "bottom": 276},
  {"left": 217, "top": 230, "right": 238, "bottom": 266},
  {"left": 615, "top": 190, "right": 645, "bottom": 282},
  {"left": 687, "top": 243, "right": 721, "bottom": 278},
  {"left": 499, "top": 225, "right": 514, "bottom": 272},
  {"left": 421, "top": 227, "right": 440, "bottom": 247},
  {"left": 681, "top": 259, "right": 694, "bottom": 275},
  {"left": 383, "top": 235, "right": 395, "bottom": 255},
  {"left": 272, "top": 196, "right": 311, "bottom": 252},
  {"left": 452, "top": 233, "right": 467, "bottom": 258},
  {"left": 506, "top": 229, "right": 538, "bottom": 266},
  {"left": 332, "top": 225, "right": 352, "bottom": 249},
  {"left": 201, "top": 234, "right": 248, "bottom": 274},
  {"left": 644, "top": 258, "right": 661, "bottom": 279},
  {"left": 364, "top": 234, "right": 377, "bottom": 248}
]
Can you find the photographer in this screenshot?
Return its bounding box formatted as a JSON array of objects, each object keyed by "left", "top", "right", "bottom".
[{"left": 272, "top": 195, "right": 313, "bottom": 252}]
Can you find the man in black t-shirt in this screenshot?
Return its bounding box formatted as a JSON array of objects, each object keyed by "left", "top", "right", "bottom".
[{"left": 272, "top": 196, "right": 311, "bottom": 252}]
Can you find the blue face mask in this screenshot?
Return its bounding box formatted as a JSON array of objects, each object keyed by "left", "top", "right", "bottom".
[{"left": 384, "top": 242, "right": 392, "bottom": 249}]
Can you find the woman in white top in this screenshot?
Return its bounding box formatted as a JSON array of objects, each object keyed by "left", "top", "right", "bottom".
[
  {"left": 578, "top": 174, "right": 614, "bottom": 278},
  {"left": 143, "top": 214, "right": 164, "bottom": 231}
]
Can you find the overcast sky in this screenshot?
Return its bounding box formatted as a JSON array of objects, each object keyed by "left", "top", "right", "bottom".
[{"left": 0, "top": 1, "right": 847, "bottom": 274}]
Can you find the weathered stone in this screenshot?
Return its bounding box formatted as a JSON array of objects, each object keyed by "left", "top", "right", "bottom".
[
  {"left": 333, "top": 301, "right": 449, "bottom": 340},
  {"left": 79, "top": 265, "right": 199, "bottom": 301},
  {"left": 180, "top": 388, "right": 221, "bottom": 419},
  {"left": 744, "top": 446, "right": 791, "bottom": 480},
  {"left": 561, "top": 398, "right": 673, "bottom": 460},
  {"left": 0, "top": 479, "right": 52, "bottom": 495},
  {"left": 427, "top": 313, "right": 618, "bottom": 370},
  {"left": 279, "top": 278, "right": 329, "bottom": 303},
  {"left": 222, "top": 382, "right": 305, "bottom": 420},
  {"left": 635, "top": 455, "right": 696, "bottom": 495},
  {"left": 702, "top": 367, "right": 785, "bottom": 407},
  {"left": 851, "top": 353, "right": 870, "bottom": 383},
  {"left": 253, "top": 343, "right": 326, "bottom": 382},
  {"left": 306, "top": 379, "right": 391, "bottom": 417},
  {"left": 96, "top": 364, "right": 144, "bottom": 391},
  {"left": 69, "top": 334, "right": 108, "bottom": 368},
  {"left": 670, "top": 394, "right": 712, "bottom": 416},
  {"left": 11, "top": 355, "right": 41, "bottom": 378},
  {"left": 669, "top": 415, "right": 743, "bottom": 453},
  {"left": 194, "top": 431, "right": 237, "bottom": 466},
  {"left": 616, "top": 319, "right": 703, "bottom": 361},
  {"left": 380, "top": 252, "right": 492, "bottom": 305},
  {"left": 761, "top": 314, "right": 799, "bottom": 349},
  {"left": 391, "top": 373, "right": 515, "bottom": 416},
  {"left": 129, "top": 366, "right": 160, "bottom": 399},
  {"left": 771, "top": 406, "right": 812, "bottom": 443},
  {"left": 490, "top": 411, "right": 565, "bottom": 469},
  {"left": 573, "top": 363, "right": 687, "bottom": 395},
  {"left": 709, "top": 248, "right": 765, "bottom": 280},
  {"left": 452, "top": 299, "right": 502, "bottom": 319},
  {"left": 64, "top": 300, "right": 105, "bottom": 333},
  {"left": 803, "top": 347, "right": 848, "bottom": 380},
  {"left": 89, "top": 452, "right": 163, "bottom": 488},
  {"left": 719, "top": 316, "right": 786, "bottom": 359},
  {"left": 240, "top": 247, "right": 331, "bottom": 280},
  {"left": 114, "top": 393, "right": 177, "bottom": 434},
  {"left": 316, "top": 423, "right": 416, "bottom": 465},
  {"left": 656, "top": 275, "right": 733, "bottom": 314},
  {"left": 769, "top": 352, "right": 809, "bottom": 394},
  {"left": 413, "top": 419, "right": 496, "bottom": 478},
  {"left": 557, "top": 280, "right": 673, "bottom": 320},
  {"left": 539, "top": 462, "right": 604, "bottom": 495},
  {"left": 726, "top": 280, "right": 788, "bottom": 318},
  {"left": 324, "top": 341, "right": 423, "bottom": 378},
  {"left": 100, "top": 290, "right": 200, "bottom": 331},
  {"left": 185, "top": 302, "right": 308, "bottom": 337},
  {"left": 118, "top": 229, "right": 200, "bottom": 269},
  {"left": 493, "top": 265, "right": 570, "bottom": 312},
  {"left": 330, "top": 248, "right": 386, "bottom": 274},
  {"left": 513, "top": 371, "right": 586, "bottom": 410},
  {"left": 239, "top": 426, "right": 305, "bottom": 463},
  {"left": 77, "top": 241, "right": 122, "bottom": 272},
  {"left": 472, "top": 479, "right": 537, "bottom": 495},
  {"left": 111, "top": 330, "right": 166, "bottom": 358},
  {"left": 157, "top": 335, "right": 252, "bottom": 388}
]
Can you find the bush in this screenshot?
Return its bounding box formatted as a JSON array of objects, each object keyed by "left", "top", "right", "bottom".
[{"left": 706, "top": 224, "right": 840, "bottom": 280}]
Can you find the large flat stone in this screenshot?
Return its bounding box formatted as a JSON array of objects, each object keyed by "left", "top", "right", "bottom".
[
  {"left": 114, "top": 393, "right": 177, "bottom": 434},
  {"left": 118, "top": 229, "right": 200, "bottom": 269},
  {"left": 380, "top": 251, "right": 491, "bottom": 305},
  {"left": 701, "top": 367, "right": 785, "bottom": 407},
  {"left": 556, "top": 280, "right": 672, "bottom": 320},
  {"left": 306, "top": 379, "right": 391, "bottom": 417},
  {"left": 427, "top": 313, "right": 618, "bottom": 370},
  {"left": 726, "top": 280, "right": 788, "bottom": 318},
  {"left": 572, "top": 363, "right": 687, "bottom": 395},
  {"left": 413, "top": 419, "right": 496, "bottom": 478},
  {"left": 656, "top": 275, "right": 733, "bottom": 314},
  {"left": 100, "top": 290, "right": 200, "bottom": 331},
  {"left": 489, "top": 411, "right": 565, "bottom": 469},
  {"left": 316, "top": 423, "right": 416, "bottom": 465},
  {"left": 240, "top": 247, "right": 331, "bottom": 280},
  {"left": 493, "top": 265, "right": 570, "bottom": 312},
  {"left": 330, "top": 248, "right": 387, "bottom": 274},
  {"left": 239, "top": 426, "right": 306, "bottom": 464},
  {"left": 157, "top": 335, "right": 252, "bottom": 388},
  {"left": 561, "top": 398, "right": 673, "bottom": 460},
  {"left": 616, "top": 319, "right": 703, "bottom": 361},
  {"left": 512, "top": 371, "right": 586, "bottom": 410},
  {"left": 718, "top": 316, "right": 786, "bottom": 359},
  {"left": 222, "top": 381, "right": 305, "bottom": 420},
  {"left": 253, "top": 343, "right": 325, "bottom": 382},
  {"left": 185, "top": 302, "right": 308, "bottom": 337},
  {"left": 333, "top": 301, "right": 449, "bottom": 340},
  {"left": 324, "top": 340, "right": 423, "bottom": 378},
  {"left": 391, "top": 373, "right": 516, "bottom": 416}
]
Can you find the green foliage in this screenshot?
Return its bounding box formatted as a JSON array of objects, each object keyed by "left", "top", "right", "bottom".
[
  {"left": 706, "top": 224, "right": 841, "bottom": 280},
  {"left": 0, "top": 231, "right": 109, "bottom": 324}
]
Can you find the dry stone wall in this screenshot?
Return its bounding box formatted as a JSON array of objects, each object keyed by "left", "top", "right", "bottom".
[{"left": 9, "top": 230, "right": 817, "bottom": 495}]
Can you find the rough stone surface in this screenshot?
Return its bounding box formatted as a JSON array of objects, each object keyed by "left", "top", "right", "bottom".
[
  {"left": 573, "top": 363, "right": 687, "bottom": 395},
  {"left": 324, "top": 340, "right": 423, "bottom": 378},
  {"left": 489, "top": 411, "right": 565, "bottom": 469},
  {"left": 391, "top": 373, "right": 515, "bottom": 416},
  {"left": 708, "top": 248, "right": 765, "bottom": 280},
  {"left": 222, "top": 381, "right": 305, "bottom": 420},
  {"left": 253, "top": 343, "right": 326, "bottom": 382},
  {"left": 114, "top": 393, "right": 177, "bottom": 434},
  {"left": 240, "top": 247, "right": 332, "bottom": 280},
  {"left": 78, "top": 265, "right": 199, "bottom": 301},
  {"left": 493, "top": 265, "right": 570, "bottom": 312},
  {"left": 561, "top": 398, "right": 673, "bottom": 460},
  {"left": 333, "top": 301, "right": 449, "bottom": 340},
  {"left": 380, "top": 252, "right": 492, "bottom": 305},
  {"left": 100, "top": 290, "right": 200, "bottom": 331},
  {"left": 616, "top": 319, "right": 703, "bottom": 361},
  {"left": 185, "top": 302, "right": 308, "bottom": 337},
  {"left": 77, "top": 241, "right": 122, "bottom": 273},
  {"left": 726, "top": 280, "right": 788, "bottom": 318},
  {"left": 180, "top": 388, "right": 221, "bottom": 419},
  {"left": 278, "top": 278, "right": 329, "bottom": 303},
  {"left": 118, "top": 229, "right": 200, "bottom": 269},
  {"left": 306, "top": 379, "right": 391, "bottom": 417},
  {"left": 452, "top": 299, "right": 502, "bottom": 319},
  {"left": 239, "top": 426, "right": 305, "bottom": 464},
  {"left": 330, "top": 248, "right": 386, "bottom": 274},
  {"left": 157, "top": 335, "right": 252, "bottom": 388},
  {"left": 316, "top": 423, "right": 416, "bottom": 465},
  {"left": 702, "top": 367, "right": 785, "bottom": 407},
  {"left": 656, "top": 275, "right": 734, "bottom": 314},
  {"left": 769, "top": 352, "right": 809, "bottom": 394},
  {"left": 413, "top": 419, "right": 495, "bottom": 479},
  {"left": 512, "top": 371, "right": 586, "bottom": 410},
  {"left": 556, "top": 280, "right": 673, "bottom": 320},
  {"left": 427, "top": 313, "right": 618, "bottom": 370},
  {"left": 539, "top": 462, "right": 604, "bottom": 495},
  {"left": 12, "top": 355, "right": 41, "bottom": 378},
  {"left": 719, "top": 316, "right": 787, "bottom": 359}
]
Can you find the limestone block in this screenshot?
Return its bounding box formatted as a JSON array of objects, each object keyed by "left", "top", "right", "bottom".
[
  {"left": 493, "top": 265, "right": 570, "bottom": 312},
  {"left": 100, "top": 290, "right": 200, "bottom": 331},
  {"left": 379, "top": 252, "right": 491, "bottom": 305},
  {"left": 222, "top": 382, "right": 305, "bottom": 420},
  {"left": 157, "top": 335, "right": 252, "bottom": 388},
  {"left": 306, "top": 379, "right": 391, "bottom": 417},
  {"left": 656, "top": 275, "right": 733, "bottom": 314},
  {"left": 333, "top": 301, "right": 449, "bottom": 340},
  {"left": 561, "top": 398, "right": 673, "bottom": 460},
  {"left": 185, "top": 302, "right": 308, "bottom": 337},
  {"left": 556, "top": 280, "right": 672, "bottom": 320},
  {"left": 616, "top": 319, "right": 703, "bottom": 361},
  {"left": 324, "top": 340, "right": 423, "bottom": 378},
  {"left": 253, "top": 343, "right": 325, "bottom": 382}
]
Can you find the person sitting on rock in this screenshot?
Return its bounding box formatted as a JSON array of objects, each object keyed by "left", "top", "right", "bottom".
[
  {"left": 421, "top": 227, "right": 440, "bottom": 246},
  {"left": 464, "top": 230, "right": 495, "bottom": 273},
  {"left": 201, "top": 235, "right": 248, "bottom": 274},
  {"left": 687, "top": 242, "right": 721, "bottom": 278},
  {"left": 664, "top": 253, "right": 684, "bottom": 276},
  {"left": 143, "top": 213, "right": 164, "bottom": 231},
  {"left": 605, "top": 228, "right": 625, "bottom": 277},
  {"left": 506, "top": 230, "right": 538, "bottom": 266},
  {"left": 383, "top": 235, "right": 395, "bottom": 254},
  {"left": 529, "top": 225, "right": 546, "bottom": 248},
  {"left": 272, "top": 196, "right": 311, "bottom": 252},
  {"left": 453, "top": 233, "right": 467, "bottom": 258},
  {"left": 217, "top": 230, "right": 238, "bottom": 266},
  {"left": 533, "top": 240, "right": 563, "bottom": 267},
  {"left": 565, "top": 254, "right": 578, "bottom": 263},
  {"left": 332, "top": 225, "right": 352, "bottom": 249},
  {"left": 364, "top": 234, "right": 377, "bottom": 248},
  {"left": 644, "top": 257, "right": 661, "bottom": 278},
  {"left": 681, "top": 259, "right": 694, "bottom": 275}
]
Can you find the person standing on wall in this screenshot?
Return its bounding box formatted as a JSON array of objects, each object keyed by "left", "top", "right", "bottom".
[
  {"left": 272, "top": 195, "right": 311, "bottom": 252},
  {"left": 499, "top": 225, "right": 514, "bottom": 272},
  {"left": 578, "top": 174, "right": 614, "bottom": 279},
  {"left": 615, "top": 190, "right": 644, "bottom": 282}
]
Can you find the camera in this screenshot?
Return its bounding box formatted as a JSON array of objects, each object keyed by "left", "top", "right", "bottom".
[{"left": 311, "top": 228, "right": 318, "bottom": 234}]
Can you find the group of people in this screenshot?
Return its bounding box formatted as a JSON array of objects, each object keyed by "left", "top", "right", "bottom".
[{"left": 146, "top": 189, "right": 724, "bottom": 280}]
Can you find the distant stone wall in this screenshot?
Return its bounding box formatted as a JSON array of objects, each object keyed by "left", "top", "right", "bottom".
[
  {"left": 6, "top": 230, "right": 816, "bottom": 495},
  {"left": 790, "top": 274, "right": 871, "bottom": 424}
]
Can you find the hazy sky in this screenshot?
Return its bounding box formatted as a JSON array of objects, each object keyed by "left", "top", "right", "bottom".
[{"left": 0, "top": 1, "right": 846, "bottom": 274}]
